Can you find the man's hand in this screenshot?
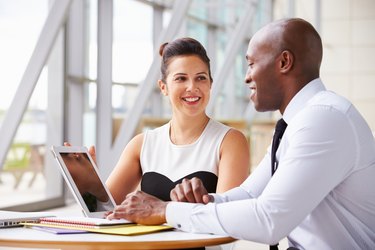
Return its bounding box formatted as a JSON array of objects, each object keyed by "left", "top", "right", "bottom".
[
  {"left": 106, "top": 191, "right": 167, "bottom": 225},
  {"left": 170, "top": 177, "right": 214, "bottom": 204}
]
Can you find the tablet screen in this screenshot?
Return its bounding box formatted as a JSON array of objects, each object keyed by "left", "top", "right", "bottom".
[{"left": 60, "top": 152, "right": 112, "bottom": 212}]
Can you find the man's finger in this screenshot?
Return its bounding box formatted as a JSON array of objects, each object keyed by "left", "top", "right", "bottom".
[
  {"left": 202, "top": 194, "right": 214, "bottom": 204},
  {"left": 174, "top": 183, "right": 189, "bottom": 202},
  {"left": 191, "top": 179, "right": 204, "bottom": 203},
  {"left": 181, "top": 179, "right": 197, "bottom": 203}
]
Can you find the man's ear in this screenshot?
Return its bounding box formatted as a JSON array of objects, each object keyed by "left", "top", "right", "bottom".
[
  {"left": 279, "top": 50, "right": 294, "bottom": 73},
  {"left": 158, "top": 79, "right": 168, "bottom": 96}
]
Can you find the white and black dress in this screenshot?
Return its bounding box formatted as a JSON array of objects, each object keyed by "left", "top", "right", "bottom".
[{"left": 140, "top": 119, "right": 230, "bottom": 201}]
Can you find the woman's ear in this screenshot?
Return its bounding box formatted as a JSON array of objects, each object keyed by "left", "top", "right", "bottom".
[
  {"left": 279, "top": 50, "right": 294, "bottom": 73},
  {"left": 158, "top": 79, "right": 168, "bottom": 96}
]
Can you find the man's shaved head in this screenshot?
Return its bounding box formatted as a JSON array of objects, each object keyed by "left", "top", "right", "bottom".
[
  {"left": 245, "top": 18, "right": 324, "bottom": 114},
  {"left": 252, "top": 18, "right": 323, "bottom": 81}
]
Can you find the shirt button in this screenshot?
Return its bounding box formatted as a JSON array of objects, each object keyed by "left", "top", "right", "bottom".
[{"left": 177, "top": 224, "right": 181, "bottom": 228}]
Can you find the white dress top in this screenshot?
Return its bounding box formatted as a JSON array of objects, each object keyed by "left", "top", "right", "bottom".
[{"left": 140, "top": 119, "right": 230, "bottom": 201}]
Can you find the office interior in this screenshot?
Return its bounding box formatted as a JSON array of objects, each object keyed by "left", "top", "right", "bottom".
[{"left": 0, "top": 0, "right": 374, "bottom": 248}]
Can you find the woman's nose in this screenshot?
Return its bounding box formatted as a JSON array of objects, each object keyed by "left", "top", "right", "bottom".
[{"left": 186, "top": 79, "right": 198, "bottom": 91}]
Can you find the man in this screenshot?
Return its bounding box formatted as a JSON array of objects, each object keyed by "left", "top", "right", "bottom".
[{"left": 107, "top": 18, "right": 375, "bottom": 249}]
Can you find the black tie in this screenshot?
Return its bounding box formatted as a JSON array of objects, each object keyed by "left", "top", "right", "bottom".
[
  {"left": 270, "top": 118, "right": 287, "bottom": 250},
  {"left": 271, "top": 118, "right": 288, "bottom": 176}
]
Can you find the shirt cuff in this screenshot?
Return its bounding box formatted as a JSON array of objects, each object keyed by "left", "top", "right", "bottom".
[
  {"left": 166, "top": 202, "right": 198, "bottom": 232},
  {"left": 166, "top": 201, "right": 228, "bottom": 235}
]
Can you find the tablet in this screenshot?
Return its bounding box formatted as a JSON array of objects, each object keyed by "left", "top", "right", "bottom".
[{"left": 51, "top": 146, "right": 118, "bottom": 218}]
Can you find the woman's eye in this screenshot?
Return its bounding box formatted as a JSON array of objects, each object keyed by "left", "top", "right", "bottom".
[
  {"left": 174, "top": 76, "right": 186, "bottom": 82},
  {"left": 197, "top": 75, "right": 207, "bottom": 81}
]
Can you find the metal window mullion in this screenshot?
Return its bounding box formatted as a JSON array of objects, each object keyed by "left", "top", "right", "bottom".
[
  {"left": 66, "top": 0, "right": 87, "bottom": 146},
  {"left": 0, "top": 0, "right": 72, "bottom": 169},
  {"left": 96, "top": 0, "right": 114, "bottom": 179},
  {"left": 207, "top": 0, "right": 217, "bottom": 71},
  {"left": 151, "top": 4, "right": 164, "bottom": 117},
  {"left": 315, "top": 0, "right": 321, "bottom": 33}
]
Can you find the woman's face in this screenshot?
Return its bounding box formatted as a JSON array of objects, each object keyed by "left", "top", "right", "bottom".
[{"left": 159, "top": 55, "right": 212, "bottom": 118}]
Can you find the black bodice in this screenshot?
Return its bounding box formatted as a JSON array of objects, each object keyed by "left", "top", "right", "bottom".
[{"left": 141, "top": 171, "right": 218, "bottom": 201}]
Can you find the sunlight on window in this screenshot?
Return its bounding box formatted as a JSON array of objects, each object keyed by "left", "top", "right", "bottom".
[
  {"left": 0, "top": 0, "right": 47, "bottom": 113},
  {"left": 0, "top": 0, "right": 50, "bottom": 208}
]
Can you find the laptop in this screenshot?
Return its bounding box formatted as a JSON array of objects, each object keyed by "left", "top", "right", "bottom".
[
  {"left": 0, "top": 211, "right": 54, "bottom": 228},
  {"left": 50, "top": 145, "right": 129, "bottom": 223}
]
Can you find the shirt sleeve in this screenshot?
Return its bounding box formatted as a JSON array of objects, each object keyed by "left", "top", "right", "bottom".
[
  {"left": 212, "top": 151, "right": 272, "bottom": 203},
  {"left": 166, "top": 106, "right": 356, "bottom": 244}
]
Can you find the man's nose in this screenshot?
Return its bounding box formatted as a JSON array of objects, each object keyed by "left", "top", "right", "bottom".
[{"left": 245, "top": 68, "right": 252, "bottom": 84}]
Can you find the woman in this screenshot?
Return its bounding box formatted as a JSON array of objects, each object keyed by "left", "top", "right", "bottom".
[{"left": 105, "top": 37, "right": 250, "bottom": 203}]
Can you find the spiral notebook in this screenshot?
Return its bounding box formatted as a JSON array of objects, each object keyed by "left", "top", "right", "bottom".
[
  {"left": 37, "top": 216, "right": 130, "bottom": 228},
  {"left": 22, "top": 218, "right": 173, "bottom": 236}
]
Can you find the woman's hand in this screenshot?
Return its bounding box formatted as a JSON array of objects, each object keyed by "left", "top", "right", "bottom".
[
  {"left": 170, "top": 177, "right": 214, "bottom": 204},
  {"left": 64, "top": 142, "right": 97, "bottom": 164}
]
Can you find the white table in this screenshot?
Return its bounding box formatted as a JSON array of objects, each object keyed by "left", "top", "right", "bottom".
[{"left": 0, "top": 226, "right": 235, "bottom": 250}]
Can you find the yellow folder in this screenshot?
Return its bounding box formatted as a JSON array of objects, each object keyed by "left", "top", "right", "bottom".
[{"left": 22, "top": 222, "right": 173, "bottom": 236}]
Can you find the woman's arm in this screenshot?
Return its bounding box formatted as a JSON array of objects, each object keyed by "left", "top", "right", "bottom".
[
  {"left": 216, "top": 129, "right": 250, "bottom": 192},
  {"left": 106, "top": 133, "right": 144, "bottom": 204}
]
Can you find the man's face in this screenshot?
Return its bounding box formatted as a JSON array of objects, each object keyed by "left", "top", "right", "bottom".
[{"left": 244, "top": 37, "right": 283, "bottom": 112}]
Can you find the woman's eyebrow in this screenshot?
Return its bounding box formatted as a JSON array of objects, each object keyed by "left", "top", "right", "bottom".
[{"left": 172, "top": 73, "right": 188, "bottom": 76}]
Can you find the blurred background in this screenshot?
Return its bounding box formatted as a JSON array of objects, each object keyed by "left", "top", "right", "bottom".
[{"left": 0, "top": 0, "right": 374, "bottom": 215}]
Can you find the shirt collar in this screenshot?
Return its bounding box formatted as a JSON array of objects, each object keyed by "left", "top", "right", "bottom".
[{"left": 282, "top": 78, "right": 326, "bottom": 124}]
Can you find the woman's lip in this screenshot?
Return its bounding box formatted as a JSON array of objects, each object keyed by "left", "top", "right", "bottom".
[{"left": 182, "top": 96, "right": 201, "bottom": 102}]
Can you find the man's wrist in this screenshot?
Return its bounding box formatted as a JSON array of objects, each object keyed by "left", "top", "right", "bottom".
[{"left": 159, "top": 201, "right": 169, "bottom": 223}]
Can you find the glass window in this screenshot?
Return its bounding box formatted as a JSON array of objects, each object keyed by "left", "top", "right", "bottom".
[{"left": 0, "top": 0, "right": 64, "bottom": 210}]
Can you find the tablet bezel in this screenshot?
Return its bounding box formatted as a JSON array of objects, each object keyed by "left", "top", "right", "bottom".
[{"left": 50, "top": 146, "right": 116, "bottom": 218}]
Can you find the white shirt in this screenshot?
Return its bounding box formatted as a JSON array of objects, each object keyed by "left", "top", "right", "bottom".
[{"left": 166, "top": 79, "right": 375, "bottom": 249}]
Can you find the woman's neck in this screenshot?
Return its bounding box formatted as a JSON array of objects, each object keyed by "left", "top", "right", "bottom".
[{"left": 170, "top": 115, "right": 210, "bottom": 145}]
